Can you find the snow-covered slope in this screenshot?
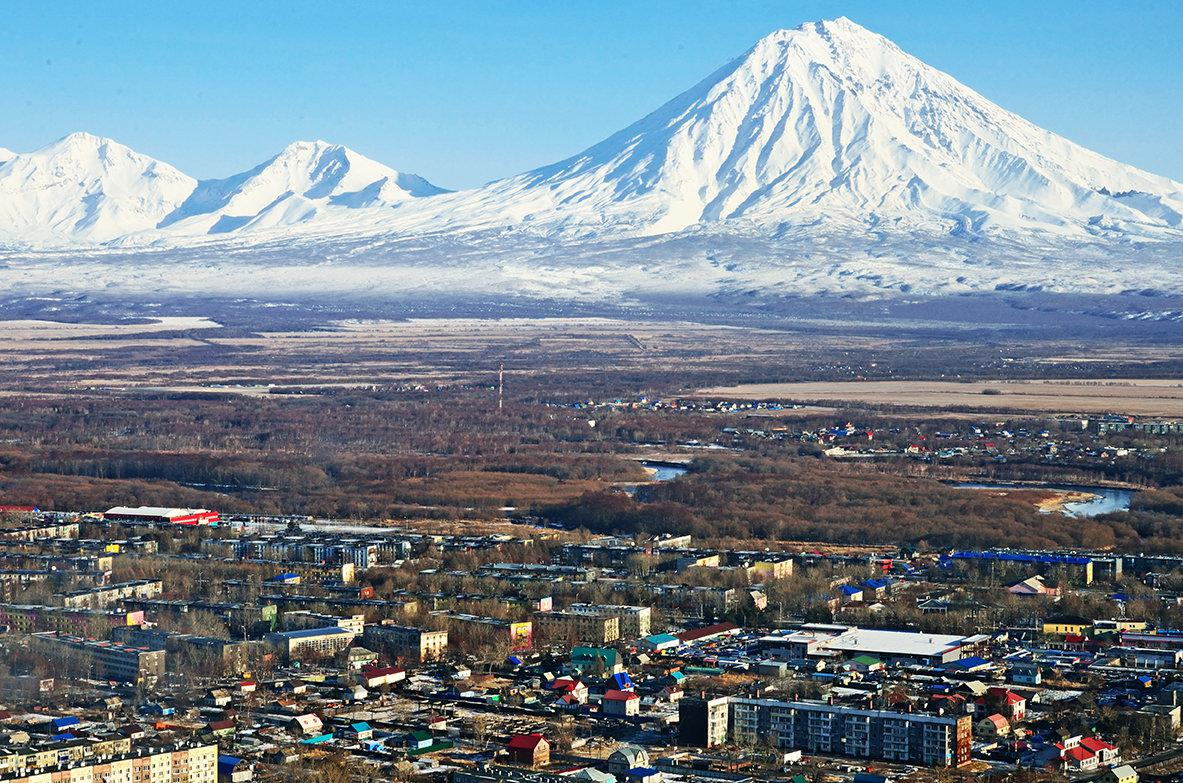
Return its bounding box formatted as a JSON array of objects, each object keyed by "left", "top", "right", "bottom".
[
  {"left": 156, "top": 140, "right": 448, "bottom": 237},
  {"left": 378, "top": 17, "right": 1182, "bottom": 241},
  {"left": 0, "top": 18, "right": 1181, "bottom": 303},
  {"left": 0, "top": 133, "right": 196, "bottom": 244},
  {"left": 0, "top": 148, "right": 14, "bottom": 165},
  {"left": 0, "top": 136, "right": 446, "bottom": 246}
]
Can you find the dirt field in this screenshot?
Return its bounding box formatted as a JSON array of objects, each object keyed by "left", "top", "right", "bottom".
[{"left": 698, "top": 378, "right": 1183, "bottom": 416}]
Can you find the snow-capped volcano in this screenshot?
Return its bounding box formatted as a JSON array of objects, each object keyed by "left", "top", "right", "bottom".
[
  {"left": 0, "top": 19, "right": 1181, "bottom": 303},
  {"left": 0, "top": 135, "right": 446, "bottom": 247},
  {"left": 0, "top": 132, "right": 196, "bottom": 244},
  {"left": 156, "top": 140, "right": 449, "bottom": 237},
  {"left": 389, "top": 16, "right": 1182, "bottom": 240}
]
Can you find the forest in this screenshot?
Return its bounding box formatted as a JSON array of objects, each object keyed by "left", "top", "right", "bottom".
[{"left": 0, "top": 312, "right": 1180, "bottom": 552}]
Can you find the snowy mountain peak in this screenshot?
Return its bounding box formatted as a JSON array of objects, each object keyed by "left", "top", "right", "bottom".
[
  {"left": 432, "top": 15, "right": 1182, "bottom": 240},
  {"left": 0, "top": 132, "right": 196, "bottom": 244},
  {"left": 155, "top": 139, "right": 448, "bottom": 236},
  {"left": 0, "top": 147, "right": 14, "bottom": 165},
  {"left": 0, "top": 19, "right": 1181, "bottom": 304}
]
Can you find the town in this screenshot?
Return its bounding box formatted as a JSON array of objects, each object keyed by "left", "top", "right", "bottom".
[{"left": 2, "top": 501, "right": 1183, "bottom": 783}]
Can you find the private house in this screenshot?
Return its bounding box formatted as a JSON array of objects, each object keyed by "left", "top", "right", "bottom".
[
  {"left": 507, "top": 733, "right": 550, "bottom": 767},
  {"left": 1008, "top": 576, "right": 1059, "bottom": 597},
  {"left": 1105, "top": 765, "right": 1138, "bottom": 783},
  {"left": 288, "top": 714, "right": 323, "bottom": 736},
  {"left": 340, "top": 721, "right": 373, "bottom": 742},
  {"left": 977, "top": 714, "right": 1010, "bottom": 739},
  {"left": 608, "top": 746, "right": 650, "bottom": 776},
  {"left": 602, "top": 689, "right": 641, "bottom": 717},
  {"left": 551, "top": 677, "right": 588, "bottom": 705}
]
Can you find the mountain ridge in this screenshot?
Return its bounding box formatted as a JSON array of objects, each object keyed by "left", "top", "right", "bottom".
[{"left": 0, "top": 18, "right": 1181, "bottom": 302}]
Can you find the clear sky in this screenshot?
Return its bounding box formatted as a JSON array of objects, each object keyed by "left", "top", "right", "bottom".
[{"left": 3, "top": 1, "right": 1180, "bottom": 189}]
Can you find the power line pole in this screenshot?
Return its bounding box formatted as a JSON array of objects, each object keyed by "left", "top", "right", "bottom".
[{"left": 498, "top": 363, "right": 504, "bottom": 413}]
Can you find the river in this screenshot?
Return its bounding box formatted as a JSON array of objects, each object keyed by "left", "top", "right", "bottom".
[
  {"left": 952, "top": 481, "right": 1135, "bottom": 518},
  {"left": 642, "top": 461, "right": 690, "bottom": 481}
]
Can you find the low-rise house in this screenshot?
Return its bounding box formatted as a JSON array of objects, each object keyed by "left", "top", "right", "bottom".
[
  {"left": 1009, "top": 576, "right": 1059, "bottom": 597},
  {"left": 1009, "top": 660, "right": 1042, "bottom": 685},
  {"left": 1106, "top": 765, "right": 1138, "bottom": 783},
  {"left": 360, "top": 664, "right": 406, "bottom": 689},
  {"left": 602, "top": 689, "right": 641, "bottom": 717},
  {"left": 340, "top": 721, "right": 374, "bottom": 742},
  {"left": 288, "top": 714, "right": 323, "bottom": 736},
  {"left": 206, "top": 688, "right": 232, "bottom": 708},
  {"left": 608, "top": 746, "right": 650, "bottom": 776},
  {"left": 977, "top": 714, "right": 1010, "bottom": 739},
  {"left": 218, "top": 754, "right": 254, "bottom": 783},
  {"left": 551, "top": 677, "right": 588, "bottom": 705},
  {"left": 506, "top": 733, "right": 550, "bottom": 767}
]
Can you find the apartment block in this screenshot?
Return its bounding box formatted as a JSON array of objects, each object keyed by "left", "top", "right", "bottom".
[
  {"left": 60, "top": 579, "right": 163, "bottom": 610},
  {"left": 363, "top": 623, "right": 449, "bottom": 662},
  {"left": 266, "top": 626, "right": 356, "bottom": 661},
  {"left": 728, "top": 697, "right": 972, "bottom": 767},
  {"left": 29, "top": 632, "right": 167, "bottom": 685},
  {"left": 568, "top": 603, "right": 652, "bottom": 639},
  {"left": 535, "top": 611, "right": 620, "bottom": 645},
  {"left": 0, "top": 739, "right": 216, "bottom": 783},
  {"left": 679, "top": 695, "right": 731, "bottom": 748}
]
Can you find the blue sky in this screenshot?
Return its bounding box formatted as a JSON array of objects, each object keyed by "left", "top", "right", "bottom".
[{"left": 3, "top": 1, "right": 1180, "bottom": 188}]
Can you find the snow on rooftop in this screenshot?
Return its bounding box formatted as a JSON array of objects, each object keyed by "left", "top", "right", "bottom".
[{"left": 824, "top": 628, "right": 967, "bottom": 657}]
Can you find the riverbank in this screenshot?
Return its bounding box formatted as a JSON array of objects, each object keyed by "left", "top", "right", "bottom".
[{"left": 949, "top": 481, "right": 1134, "bottom": 517}]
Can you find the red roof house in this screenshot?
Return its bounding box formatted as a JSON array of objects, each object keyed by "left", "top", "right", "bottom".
[{"left": 507, "top": 733, "right": 550, "bottom": 767}]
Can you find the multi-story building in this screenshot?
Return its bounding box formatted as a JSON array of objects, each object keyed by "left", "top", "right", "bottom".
[
  {"left": 0, "top": 552, "right": 113, "bottom": 574},
  {"left": 650, "top": 584, "right": 737, "bottom": 614},
  {"left": 121, "top": 599, "right": 278, "bottom": 638},
  {"left": 29, "top": 632, "right": 167, "bottom": 685},
  {"left": 0, "top": 735, "right": 134, "bottom": 778},
  {"left": 0, "top": 604, "right": 144, "bottom": 635},
  {"left": 59, "top": 578, "right": 163, "bottom": 609},
  {"left": 363, "top": 623, "right": 449, "bottom": 662},
  {"left": 728, "top": 697, "right": 972, "bottom": 767},
  {"left": 535, "top": 611, "right": 619, "bottom": 645},
  {"left": 266, "top": 626, "right": 356, "bottom": 661},
  {"left": 110, "top": 626, "right": 252, "bottom": 675},
  {"left": 568, "top": 603, "right": 651, "bottom": 639},
  {"left": 0, "top": 739, "right": 216, "bottom": 783},
  {"left": 679, "top": 695, "right": 731, "bottom": 748},
  {"left": 281, "top": 610, "right": 366, "bottom": 635},
  {"left": 746, "top": 556, "right": 795, "bottom": 580},
  {"left": 434, "top": 612, "right": 533, "bottom": 651},
  {"left": 0, "top": 520, "right": 80, "bottom": 542},
  {"left": 477, "top": 563, "right": 599, "bottom": 583}
]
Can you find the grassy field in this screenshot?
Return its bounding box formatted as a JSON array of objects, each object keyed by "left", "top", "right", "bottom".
[{"left": 698, "top": 378, "right": 1183, "bottom": 416}]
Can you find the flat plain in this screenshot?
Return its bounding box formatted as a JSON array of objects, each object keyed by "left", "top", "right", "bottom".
[{"left": 698, "top": 378, "right": 1183, "bottom": 416}]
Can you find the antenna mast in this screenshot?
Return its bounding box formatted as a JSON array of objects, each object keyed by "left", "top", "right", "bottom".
[{"left": 498, "top": 363, "right": 504, "bottom": 413}]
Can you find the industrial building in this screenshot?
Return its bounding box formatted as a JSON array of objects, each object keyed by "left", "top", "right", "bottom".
[
  {"left": 761, "top": 625, "right": 984, "bottom": 667},
  {"left": 104, "top": 506, "right": 220, "bottom": 526}
]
